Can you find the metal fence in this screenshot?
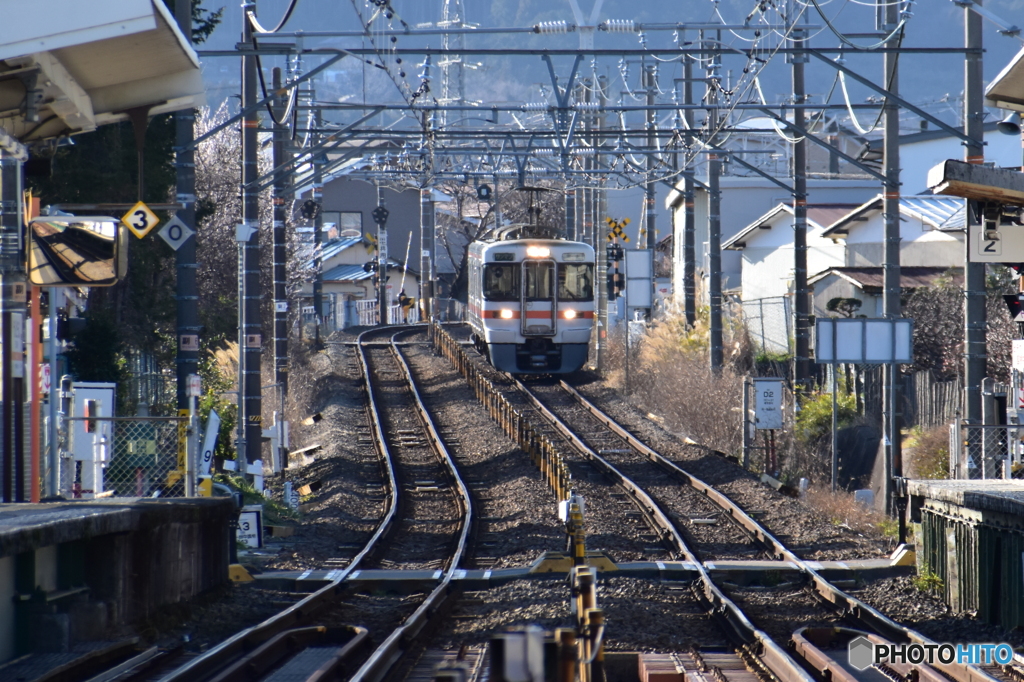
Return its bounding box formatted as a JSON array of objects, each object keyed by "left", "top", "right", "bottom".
[
  {"left": 354, "top": 300, "right": 422, "bottom": 326},
  {"left": 741, "top": 296, "right": 792, "bottom": 356},
  {"left": 123, "top": 350, "right": 176, "bottom": 415},
  {"left": 62, "top": 416, "right": 189, "bottom": 498},
  {"left": 949, "top": 422, "right": 1024, "bottom": 480},
  {"left": 351, "top": 299, "right": 464, "bottom": 326}
]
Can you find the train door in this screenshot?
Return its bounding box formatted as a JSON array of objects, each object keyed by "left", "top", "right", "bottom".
[{"left": 521, "top": 259, "right": 556, "bottom": 336}]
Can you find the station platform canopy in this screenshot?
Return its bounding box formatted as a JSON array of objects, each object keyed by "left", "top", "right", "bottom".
[
  {"left": 0, "top": 0, "right": 205, "bottom": 144},
  {"left": 987, "top": 45, "right": 1024, "bottom": 112}
]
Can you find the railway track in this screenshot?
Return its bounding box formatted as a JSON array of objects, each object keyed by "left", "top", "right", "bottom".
[
  {"left": 43, "top": 329, "right": 472, "bottom": 682},
  {"left": 433, "top": 322, "right": 1013, "bottom": 682},
  {"left": 39, "top": 324, "right": 1019, "bottom": 682}
]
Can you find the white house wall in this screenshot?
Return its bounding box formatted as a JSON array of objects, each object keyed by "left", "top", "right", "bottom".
[
  {"left": 738, "top": 212, "right": 845, "bottom": 302},
  {"left": 840, "top": 214, "right": 964, "bottom": 268},
  {"left": 671, "top": 177, "right": 877, "bottom": 301},
  {"left": 899, "top": 129, "right": 1023, "bottom": 194}
]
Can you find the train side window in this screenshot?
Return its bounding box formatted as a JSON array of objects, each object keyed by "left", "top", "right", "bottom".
[
  {"left": 558, "top": 264, "right": 594, "bottom": 301},
  {"left": 484, "top": 264, "right": 519, "bottom": 301}
]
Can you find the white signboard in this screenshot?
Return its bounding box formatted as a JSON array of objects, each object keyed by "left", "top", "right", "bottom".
[
  {"left": 815, "top": 318, "right": 913, "bottom": 364},
  {"left": 753, "top": 378, "right": 785, "bottom": 430},
  {"left": 1013, "top": 340, "right": 1024, "bottom": 372},
  {"left": 157, "top": 215, "right": 195, "bottom": 251},
  {"left": 625, "top": 249, "right": 653, "bottom": 309},
  {"left": 969, "top": 221, "right": 1024, "bottom": 263},
  {"left": 237, "top": 505, "right": 263, "bottom": 548},
  {"left": 198, "top": 409, "right": 220, "bottom": 476}
]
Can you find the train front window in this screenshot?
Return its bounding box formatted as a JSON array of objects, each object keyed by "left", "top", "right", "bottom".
[
  {"left": 558, "top": 263, "right": 594, "bottom": 301},
  {"left": 484, "top": 264, "right": 519, "bottom": 301},
  {"left": 524, "top": 261, "right": 554, "bottom": 301}
]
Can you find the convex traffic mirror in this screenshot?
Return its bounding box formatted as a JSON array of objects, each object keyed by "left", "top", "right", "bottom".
[{"left": 27, "top": 216, "right": 128, "bottom": 286}]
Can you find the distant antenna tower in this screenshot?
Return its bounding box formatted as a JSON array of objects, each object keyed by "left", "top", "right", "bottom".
[{"left": 439, "top": 0, "right": 467, "bottom": 127}]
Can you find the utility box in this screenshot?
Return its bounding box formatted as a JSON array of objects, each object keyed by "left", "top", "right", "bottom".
[
  {"left": 70, "top": 382, "right": 116, "bottom": 498},
  {"left": 909, "top": 479, "right": 1024, "bottom": 628}
]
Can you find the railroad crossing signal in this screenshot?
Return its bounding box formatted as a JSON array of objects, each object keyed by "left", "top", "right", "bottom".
[
  {"left": 365, "top": 233, "right": 378, "bottom": 254},
  {"left": 122, "top": 200, "right": 159, "bottom": 239},
  {"left": 606, "top": 216, "right": 630, "bottom": 242}
]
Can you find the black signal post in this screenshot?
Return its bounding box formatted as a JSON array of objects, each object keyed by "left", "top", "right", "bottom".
[{"left": 372, "top": 201, "right": 389, "bottom": 324}]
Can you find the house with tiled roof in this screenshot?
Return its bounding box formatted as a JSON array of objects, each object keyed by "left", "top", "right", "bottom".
[
  {"left": 296, "top": 236, "right": 419, "bottom": 328},
  {"left": 723, "top": 203, "right": 858, "bottom": 302},
  {"left": 726, "top": 195, "right": 966, "bottom": 351}
]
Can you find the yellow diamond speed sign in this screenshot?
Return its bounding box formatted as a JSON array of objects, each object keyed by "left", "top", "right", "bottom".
[{"left": 122, "top": 201, "right": 159, "bottom": 239}]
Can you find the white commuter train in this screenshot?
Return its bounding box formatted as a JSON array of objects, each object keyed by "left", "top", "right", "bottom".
[{"left": 467, "top": 238, "right": 595, "bottom": 374}]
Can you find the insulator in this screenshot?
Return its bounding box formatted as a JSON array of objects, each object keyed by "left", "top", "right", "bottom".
[
  {"left": 573, "top": 102, "right": 600, "bottom": 112},
  {"left": 534, "top": 20, "right": 569, "bottom": 34},
  {"left": 534, "top": 148, "right": 556, "bottom": 157},
  {"left": 522, "top": 102, "right": 550, "bottom": 111},
  {"left": 602, "top": 19, "right": 636, "bottom": 32}
]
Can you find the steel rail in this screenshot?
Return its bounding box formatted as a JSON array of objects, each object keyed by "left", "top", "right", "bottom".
[
  {"left": 158, "top": 330, "right": 398, "bottom": 682},
  {"left": 349, "top": 330, "right": 473, "bottom": 682},
  {"left": 509, "top": 378, "right": 815, "bottom": 682},
  {"left": 555, "top": 380, "right": 1001, "bottom": 682}
]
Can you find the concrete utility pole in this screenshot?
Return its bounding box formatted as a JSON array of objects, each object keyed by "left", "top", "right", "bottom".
[
  {"left": 420, "top": 185, "right": 435, "bottom": 336},
  {"left": 792, "top": 12, "right": 810, "bottom": 395},
  {"left": 272, "top": 68, "right": 290, "bottom": 397},
  {"left": 964, "top": 0, "right": 986, "bottom": 426},
  {"left": 645, "top": 64, "right": 657, "bottom": 319},
  {"left": 707, "top": 33, "right": 724, "bottom": 371},
  {"left": 174, "top": 0, "right": 200, "bottom": 420},
  {"left": 312, "top": 102, "right": 323, "bottom": 346},
  {"left": 683, "top": 54, "right": 696, "bottom": 328},
  {"left": 882, "top": 0, "right": 903, "bottom": 516},
  {"left": 240, "top": 3, "right": 263, "bottom": 467},
  {"left": 0, "top": 145, "right": 26, "bottom": 502},
  {"left": 593, "top": 76, "right": 607, "bottom": 371}
]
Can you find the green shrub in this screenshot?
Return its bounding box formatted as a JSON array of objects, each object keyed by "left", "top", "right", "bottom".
[
  {"left": 795, "top": 390, "right": 858, "bottom": 445},
  {"left": 912, "top": 571, "right": 943, "bottom": 593}
]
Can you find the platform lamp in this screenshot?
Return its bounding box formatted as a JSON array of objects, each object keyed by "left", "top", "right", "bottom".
[{"left": 997, "top": 111, "right": 1023, "bottom": 170}]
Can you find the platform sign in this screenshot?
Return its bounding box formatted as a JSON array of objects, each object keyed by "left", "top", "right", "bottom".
[
  {"left": 815, "top": 318, "right": 913, "bottom": 364},
  {"left": 198, "top": 409, "right": 220, "bottom": 476},
  {"left": 969, "top": 221, "right": 1024, "bottom": 263},
  {"left": 753, "top": 378, "right": 785, "bottom": 430},
  {"left": 157, "top": 215, "right": 195, "bottom": 250},
  {"left": 121, "top": 201, "right": 159, "bottom": 239},
  {"left": 237, "top": 505, "right": 263, "bottom": 548}
]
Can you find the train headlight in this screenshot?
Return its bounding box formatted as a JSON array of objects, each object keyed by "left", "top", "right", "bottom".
[
  {"left": 500, "top": 309, "right": 514, "bottom": 319},
  {"left": 526, "top": 245, "right": 550, "bottom": 258},
  {"left": 563, "top": 309, "right": 577, "bottom": 320}
]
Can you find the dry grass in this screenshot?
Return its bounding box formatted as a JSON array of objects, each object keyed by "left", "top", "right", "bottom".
[
  {"left": 802, "top": 486, "right": 887, "bottom": 537},
  {"left": 211, "top": 341, "right": 239, "bottom": 392},
  {"left": 621, "top": 312, "right": 745, "bottom": 457},
  {"left": 904, "top": 425, "right": 950, "bottom": 479}
]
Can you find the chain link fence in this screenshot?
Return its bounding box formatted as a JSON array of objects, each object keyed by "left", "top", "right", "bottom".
[
  {"left": 949, "top": 422, "right": 1024, "bottom": 480},
  {"left": 741, "top": 296, "right": 792, "bottom": 356},
  {"left": 62, "top": 416, "right": 189, "bottom": 498}
]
